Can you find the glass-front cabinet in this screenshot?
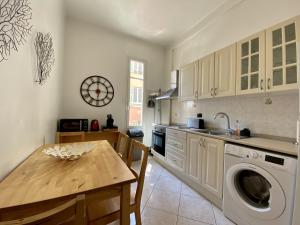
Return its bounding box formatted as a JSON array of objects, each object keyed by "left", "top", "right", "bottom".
[
  {"left": 236, "top": 32, "right": 265, "bottom": 95},
  {"left": 266, "top": 16, "right": 300, "bottom": 92}
]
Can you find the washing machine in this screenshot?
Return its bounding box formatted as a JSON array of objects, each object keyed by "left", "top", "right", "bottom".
[{"left": 223, "top": 143, "right": 297, "bottom": 225}]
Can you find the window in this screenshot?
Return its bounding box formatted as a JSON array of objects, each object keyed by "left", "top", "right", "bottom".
[{"left": 128, "top": 60, "right": 144, "bottom": 127}]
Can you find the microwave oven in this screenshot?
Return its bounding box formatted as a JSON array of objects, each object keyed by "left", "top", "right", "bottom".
[{"left": 58, "top": 119, "right": 89, "bottom": 132}]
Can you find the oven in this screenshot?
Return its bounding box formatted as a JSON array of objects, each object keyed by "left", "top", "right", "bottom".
[{"left": 152, "top": 125, "right": 166, "bottom": 157}]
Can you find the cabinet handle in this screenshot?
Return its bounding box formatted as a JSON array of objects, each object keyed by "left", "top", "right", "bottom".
[
  {"left": 267, "top": 78, "right": 271, "bottom": 90},
  {"left": 214, "top": 88, "right": 217, "bottom": 96},
  {"left": 260, "top": 79, "right": 264, "bottom": 91},
  {"left": 202, "top": 139, "right": 206, "bottom": 148},
  {"left": 200, "top": 138, "right": 204, "bottom": 147},
  {"left": 210, "top": 88, "right": 214, "bottom": 96},
  {"left": 195, "top": 90, "right": 198, "bottom": 98}
]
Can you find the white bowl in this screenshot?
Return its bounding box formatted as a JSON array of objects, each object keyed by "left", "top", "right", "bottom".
[{"left": 43, "top": 143, "right": 95, "bottom": 160}]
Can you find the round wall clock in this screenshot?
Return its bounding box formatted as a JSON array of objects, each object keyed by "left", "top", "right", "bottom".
[{"left": 80, "top": 75, "right": 114, "bottom": 107}]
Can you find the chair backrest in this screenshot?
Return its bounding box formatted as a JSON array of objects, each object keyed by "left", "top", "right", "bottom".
[
  {"left": 0, "top": 195, "right": 85, "bottom": 225},
  {"left": 116, "top": 132, "right": 130, "bottom": 161},
  {"left": 127, "top": 139, "right": 149, "bottom": 206}
]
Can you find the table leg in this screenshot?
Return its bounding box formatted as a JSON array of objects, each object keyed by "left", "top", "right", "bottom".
[{"left": 120, "top": 183, "right": 130, "bottom": 225}]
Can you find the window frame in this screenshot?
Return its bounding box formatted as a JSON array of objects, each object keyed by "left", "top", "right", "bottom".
[{"left": 127, "top": 58, "right": 146, "bottom": 128}]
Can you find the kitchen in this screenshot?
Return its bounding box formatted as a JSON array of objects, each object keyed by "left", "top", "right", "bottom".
[{"left": 0, "top": 0, "right": 300, "bottom": 225}]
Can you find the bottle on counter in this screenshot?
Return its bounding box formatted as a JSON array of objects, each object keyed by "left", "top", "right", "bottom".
[{"left": 235, "top": 120, "right": 240, "bottom": 136}]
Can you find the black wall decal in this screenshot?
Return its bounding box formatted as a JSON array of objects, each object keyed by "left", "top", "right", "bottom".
[
  {"left": 34, "top": 32, "right": 55, "bottom": 84},
  {"left": 0, "top": 0, "right": 32, "bottom": 62}
]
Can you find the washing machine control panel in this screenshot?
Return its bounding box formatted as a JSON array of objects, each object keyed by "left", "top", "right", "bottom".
[{"left": 225, "top": 144, "right": 297, "bottom": 172}]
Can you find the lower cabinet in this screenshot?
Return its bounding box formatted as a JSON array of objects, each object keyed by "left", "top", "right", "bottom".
[
  {"left": 163, "top": 130, "right": 225, "bottom": 205},
  {"left": 186, "top": 134, "right": 202, "bottom": 183},
  {"left": 201, "top": 136, "right": 224, "bottom": 199},
  {"left": 186, "top": 133, "right": 224, "bottom": 200},
  {"left": 166, "top": 129, "right": 187, "bottom": 173}
]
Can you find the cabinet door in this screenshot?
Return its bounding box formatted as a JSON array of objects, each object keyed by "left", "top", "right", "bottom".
[
  {"left": 186, "top": 134, "right": 202, "bottom": 184},
  {"left": 198, "top": 54, "right": 215, "bottom": 99},
  {"left": 215, "top": 44, "right": 236, "bottom": 97},
  {"left": 179, "top": 61, "right": 198, "bottom": 100},
  {"left": 201, "top": 137, "right": 224, "bottom": 199},
  {"left": 237, "top": 32, "right": 266, "bottom": 95},
  {"left": 266, "top": 16, "right": 300, "bottom": 92}
]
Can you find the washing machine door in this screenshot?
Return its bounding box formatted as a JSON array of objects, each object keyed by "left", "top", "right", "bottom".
[{"left": 226, "top": 163, "right": 285, "bottom": 220}]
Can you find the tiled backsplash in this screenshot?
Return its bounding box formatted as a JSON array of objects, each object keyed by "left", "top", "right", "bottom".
[{"left": 171, "top": 92, "right": 299, "bottom": 138}]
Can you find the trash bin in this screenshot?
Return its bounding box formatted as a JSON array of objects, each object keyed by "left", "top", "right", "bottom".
[{"left": 127, "top": 128, "right": 144, "bottom": 161}]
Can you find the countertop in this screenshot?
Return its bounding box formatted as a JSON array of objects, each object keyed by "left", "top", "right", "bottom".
[{"left": 167, "top": 127, "right": 298, "bottom": 157}]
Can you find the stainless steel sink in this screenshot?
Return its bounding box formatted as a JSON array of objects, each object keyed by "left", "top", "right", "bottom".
[
  {"left": 191, "top": 129, "right": 227, "bottom": 135},
  {"left": 207, "top": 130, "right": 227, "bottom": 135},
  {"left": 192, "top": 129, "right": 248, "bottom": 139}
]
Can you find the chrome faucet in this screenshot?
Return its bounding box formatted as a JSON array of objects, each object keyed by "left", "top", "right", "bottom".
[{"left": 214, "top": 112, "right": 234, "bottom": 135}]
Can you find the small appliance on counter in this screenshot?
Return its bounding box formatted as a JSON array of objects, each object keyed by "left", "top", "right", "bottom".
[
  {"left": 102, "top": 114, "right": 118, "bottom": 130},
  {"left": 187, "top": 113, "right": 205, "bottom": 129},
  {"left": 90, "top": 119, "right": 100, "bottom": 131},
  {"left": 57, "top": 119, "right": 88, "bottom": 132}
]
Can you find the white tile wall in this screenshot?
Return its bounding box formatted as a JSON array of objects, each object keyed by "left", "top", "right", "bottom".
[{"left": 171, "top": 92, "right": 299, "bottom": 138}]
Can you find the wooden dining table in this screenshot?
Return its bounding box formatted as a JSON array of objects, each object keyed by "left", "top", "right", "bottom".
[{"left": 0, "top": 140, "right": 136, "bottom": 225}]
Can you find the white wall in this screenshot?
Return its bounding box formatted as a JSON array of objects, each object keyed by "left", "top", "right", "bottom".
[
  {"left": 0, "top": 0, "right": 65, "bottom": 180},
  {"left": 61, "top": 18, "right": 166, "bottom": 146}
]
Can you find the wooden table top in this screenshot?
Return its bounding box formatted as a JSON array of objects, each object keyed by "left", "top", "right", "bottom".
[{"left": 0, "top": 141, "right": 136, "bottom": 209}]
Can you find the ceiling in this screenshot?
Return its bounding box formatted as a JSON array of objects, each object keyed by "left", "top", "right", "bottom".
[{"left": 65, "top": 0, "right": 239, "bottom": 46}]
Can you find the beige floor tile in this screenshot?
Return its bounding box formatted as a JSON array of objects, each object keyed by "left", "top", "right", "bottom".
[
  {"left": 177, "top": 216, "right": 212, "bottom": 225},
  {"left": 179, "top": 195, "right": 215, "bottom": 225},
  {"left": 212, "top": 206, "right": 236, "bottom": 225},
  {"left": 147, "top": 189, "right": 180, "bottom": 214},
  {"left": 160, "top": 168, "right": 179, "bottom": 180},
  {"left": 141, "top": 184, "right": 154, "bottom": 209},
  {"left": 181, "top": 183, "right": 201, "bottom": 198},
  {"left": 142, "top": 206, "right": 178, "bottom": 225},
  {"left": 155, "top": 175, "right": 182, "bottom": 193}
]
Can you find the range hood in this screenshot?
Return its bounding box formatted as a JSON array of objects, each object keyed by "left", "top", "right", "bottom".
[{"left": 156, "top": 70, "right": 179, "bottom": 100}]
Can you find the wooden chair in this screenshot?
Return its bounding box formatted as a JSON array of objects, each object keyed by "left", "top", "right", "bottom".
[
  {"left": 0, "top": 195, "right": 85, "bottom": 225},
  {"left": 86, "top": 139, "right": 149, "bottom": 225},
  {"left": 116, "top": 132, "right": 130, "bottom": 162}
]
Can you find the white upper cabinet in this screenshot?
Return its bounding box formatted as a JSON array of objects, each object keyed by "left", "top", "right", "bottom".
[
  {"left": 179, "top": 61, "right": 198, "bottom": 100},
  {"left": 236, "top": 32, "right": 266, "bottom": 95},
  {"left": 266, "top": 16, "right": 300, "bottom": 92},
  {"left": 178, "top": 15, "right": 300, "bottom": 100},
  {"left": 215, "top": 44, "right": 237, "bottom": 97},
  {"left": 198, "top": 54, "right": 215, "bottom": 99}
]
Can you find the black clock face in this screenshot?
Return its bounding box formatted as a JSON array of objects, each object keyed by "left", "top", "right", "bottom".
[{"left": 80, "top": 75, "right": 114, "bottom": 107}]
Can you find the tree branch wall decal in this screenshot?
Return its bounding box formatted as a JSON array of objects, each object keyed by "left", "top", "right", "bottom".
[
  {"left": 0, "top": 0, "right": 32, "bottom": 62},
  {"left": 34, "top": 32, "right": 55, "bottom": 84}
]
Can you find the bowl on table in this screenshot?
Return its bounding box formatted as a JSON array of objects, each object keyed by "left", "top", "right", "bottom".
[{"left": 43, "top": 142, "right": 95, "bottom": 160}]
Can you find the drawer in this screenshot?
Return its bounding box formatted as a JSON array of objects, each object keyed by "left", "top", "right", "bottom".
[
  {"left": 166, "top": 128, "right": 187, "bottom": 140},
  {"left": 166, "top": 151, "right": 185, "bottom": 172},
  {"left": 166, "top": 143, "right": 186, "bottom": 156},
  {"left": 166, "top": 137, "right": 186, "bottom": 151}
]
